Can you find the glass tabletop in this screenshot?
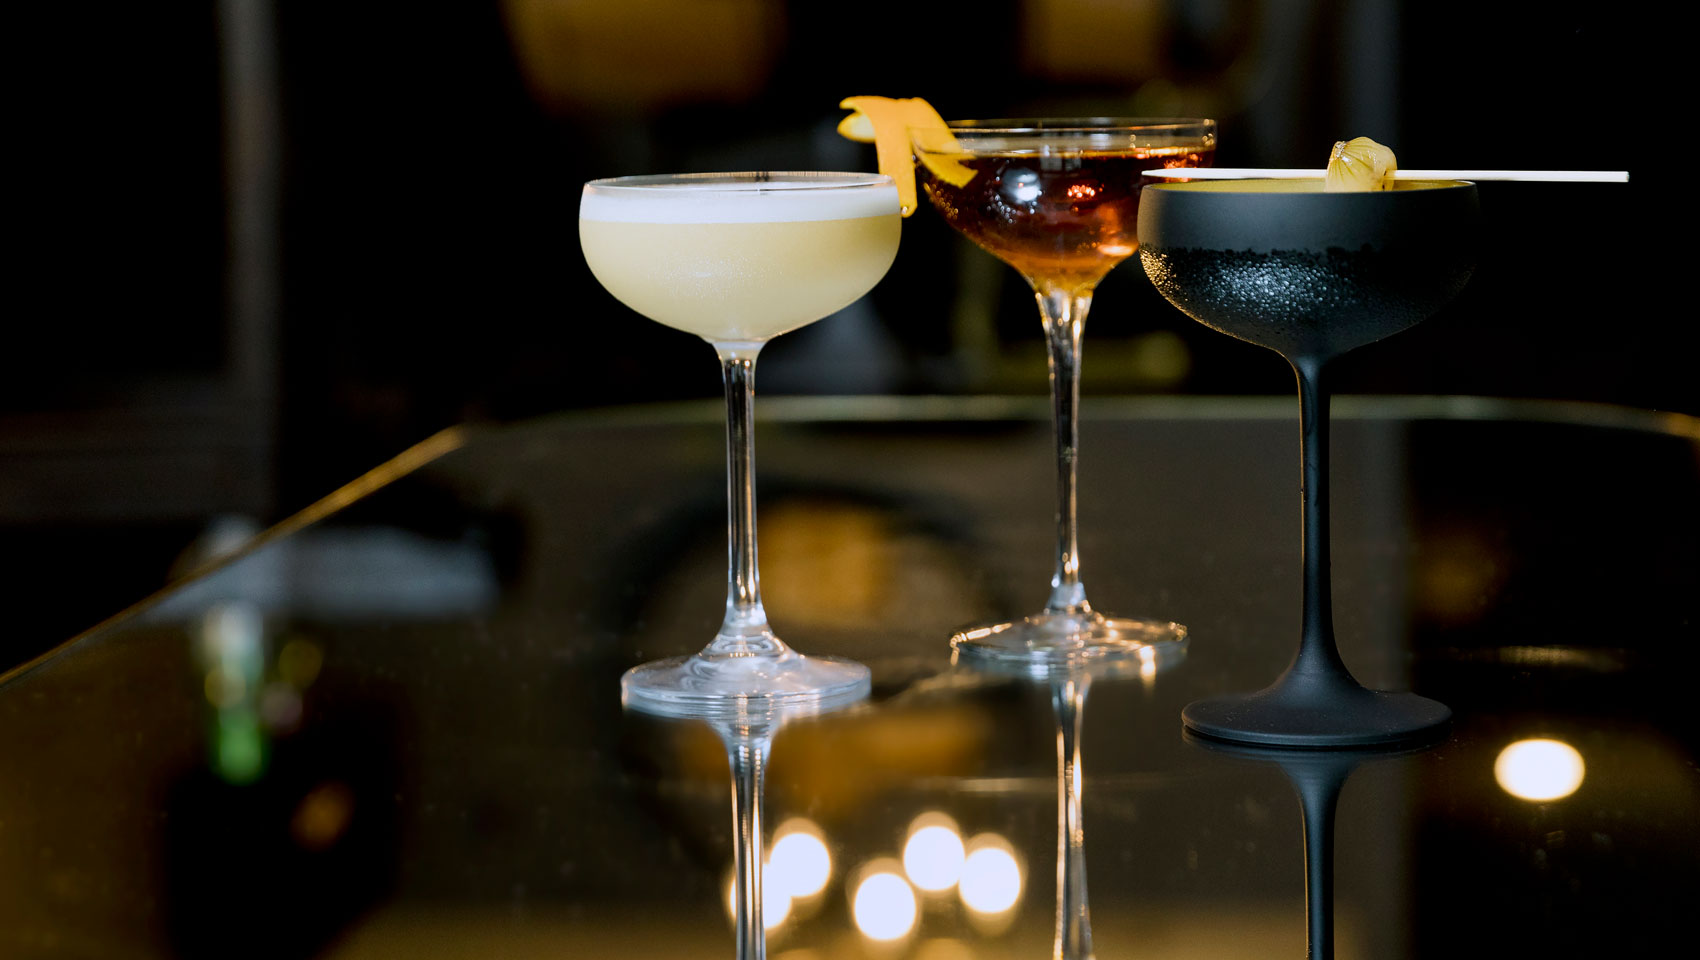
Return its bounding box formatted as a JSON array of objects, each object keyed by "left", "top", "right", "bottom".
[{"left": 3, "top": 396, "right": 1696, "bottom": 958}]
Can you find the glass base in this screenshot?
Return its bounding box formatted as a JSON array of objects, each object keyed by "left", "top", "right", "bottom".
[
  {"left": 951, "top": 610, "right": 1188, "bottom": 668},
  {"left": 1183, "top": 683, "right": 1451, "bottom": 748},
  {"left": 621, "top": 646, "right": 871, "bottom": 721}
]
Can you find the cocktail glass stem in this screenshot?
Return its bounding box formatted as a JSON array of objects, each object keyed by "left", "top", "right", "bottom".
[
  {"left": 1179, "top": 350, "right": 1451, "bottom": 744},
  {"left": 713, "top": 343, "right": 782, "bottom": 657},
  {"left": 1283, "top": 355, "right": 1353, "bottom": 690},
  {"left": 1053, "top": 673, "right": 1095, "bottom": 959},
  {"left": 1037, "top": 284, "right": 1094, "bottom": 617}
]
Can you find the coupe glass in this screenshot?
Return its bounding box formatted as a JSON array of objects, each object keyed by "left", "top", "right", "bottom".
[
  {"left": 581, "top": 172, "right": 901, "bottom": 715},
  {"left": 1140, "top": 177, "right": 1481, "bottom": 746},
  {"left": 911, "top": 119, "right": 1215, "bottom": 664}
]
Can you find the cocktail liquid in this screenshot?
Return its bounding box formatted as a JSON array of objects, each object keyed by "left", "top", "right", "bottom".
[{"left": 917, "top": 146, "right": 1214, "bottom": 289}]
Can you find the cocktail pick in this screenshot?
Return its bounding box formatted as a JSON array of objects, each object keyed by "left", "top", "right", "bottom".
[{"left": 1144, "top": 168, "right": 1628, "bottom": 183}]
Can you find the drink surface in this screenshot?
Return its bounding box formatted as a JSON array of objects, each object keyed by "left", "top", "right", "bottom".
[
  {"left": 580, "top": 180, "right": 900, "bottom": 343},
  {"left": 916, "top": 145, "right": 1214, "bottom": 290}
]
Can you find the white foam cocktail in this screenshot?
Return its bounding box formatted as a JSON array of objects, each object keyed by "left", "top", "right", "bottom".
[
  {"left": 581, "top": 172, "right": 899, "bottom": 716},
  {"left": 581, "top": 178, "right": 900, "bottom": 343}
]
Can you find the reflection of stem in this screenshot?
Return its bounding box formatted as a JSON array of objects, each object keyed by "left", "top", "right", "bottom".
[
  {"left": 1291, "top": 762, "right": 1344, "bottom": 960},
  {"left": 1037, "top": 284, "right": 1095, "bottom": 617},
  {"left": 722, "top": 724, "right": 773, "bottom": 960},
  {"left": 1052, "top": 674, "right": 1094, "bottom": 960}
]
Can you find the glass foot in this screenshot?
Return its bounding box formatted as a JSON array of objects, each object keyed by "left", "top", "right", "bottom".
[
  {"left": 621, "top": 646, "right": 871, "bottom": 720},
  {"left": 951, "top": 610, "right": 1187, "bottom": 668},
  {"left": 1183, "top": 682, "right": 1450, "bottom": 748}
]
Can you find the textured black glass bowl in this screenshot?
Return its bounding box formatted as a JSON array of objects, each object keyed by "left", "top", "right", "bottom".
[{"left": 1140, "top": 179, "right": 1481, "bottom": 747}]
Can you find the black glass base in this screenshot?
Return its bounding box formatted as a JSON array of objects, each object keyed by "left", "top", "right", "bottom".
[{"left": 1183, "top": 683, "right": 1451, "bottom": 748}]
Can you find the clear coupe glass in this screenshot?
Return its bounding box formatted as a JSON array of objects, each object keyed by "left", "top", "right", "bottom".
[
  {"left": 581, "top": 172, "right": 901, "bottom": 715},
  {"left": 1141, "top": 177, "right": 1480, "bottom": 746},
  {"left": 911, "top": 119, "right": 1216, "bottom": 665}
]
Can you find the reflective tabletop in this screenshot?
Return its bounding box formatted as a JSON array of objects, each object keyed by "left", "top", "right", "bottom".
[{"left": 4, "top": 396, "right": 1696, "bottom": 958}]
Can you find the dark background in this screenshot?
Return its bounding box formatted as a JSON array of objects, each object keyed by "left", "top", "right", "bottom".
[{"left": 2, "top": 1, "right": 1676, "bottom": 669}]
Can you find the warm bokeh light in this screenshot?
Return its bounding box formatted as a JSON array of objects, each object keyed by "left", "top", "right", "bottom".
[
  {"left": 770, "top": 819, "right": 832, "bottom": 898},
  {"left": 291, "top": 781, "right": 355, "bottom": 850},
  {"left": 1139, "top": 644, "right": 1158, "bottom": 682},
  {"left": 958, "top": 835, "right": 1022, "bottom": 914},
  {"left": 1495, "top": 738, "right": 1585, "bottom": 801},
  {"left": 203, "top": 666, "right": 247, "bottom": 709},
  {"left": 852, "top": 861, "right": 918, "bottom": 941},
  {"left": 277, "top": 638, "right": 324, "bottom": 688},
  {"left": 726, "top": 869, "right": 791, "bottom": 929},
  {"left": 903, "top": 812, "right": 966, "bottom": 892}
]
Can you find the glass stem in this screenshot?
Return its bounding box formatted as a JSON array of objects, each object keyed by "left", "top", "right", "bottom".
[
  {"left": 713, "top": 342, "right": 780, "bottom": 657},
  {"left": 1037, "top": 285, "right": 1094, "bottom": 616},
  {"left": 1287, "top": 356, "right": 1350, "bottom": 683},
  {"left": 1053, "top": 674, "right": 1094, "bottom": 960},
  {"left": 722, "top": 725, "right": 773, "bottom": 960}
]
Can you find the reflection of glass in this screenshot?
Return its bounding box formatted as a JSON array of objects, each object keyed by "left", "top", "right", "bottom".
[
  {"left": 582, "top": 172, "right": 900, "bottom": 713},
  {"left": 1188, "top": 734, "right": 1441, "bottom": 960},
  {"left": 627, "top": 691, "right": 866, "bottom": 960},
  {"left": 957, "top": 642, "right": 1186, "bottom": 957},
  {"left": 1141, "top": 178, "right": 1480, "bottom": 746},
  {"left": 912, "top": 120, "right": 1214, "bottom": 665}
]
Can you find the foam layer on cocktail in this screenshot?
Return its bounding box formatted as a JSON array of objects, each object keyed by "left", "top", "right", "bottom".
[{"left": 581, "top": 179, "right": 899, "bottom": 224}]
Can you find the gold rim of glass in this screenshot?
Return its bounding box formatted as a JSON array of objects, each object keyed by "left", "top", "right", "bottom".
[
  {"left": 911, "top": 119, "right": 1217, "bottom": 155},
  {"left": 583, "top": 171, "right": 894, "bottom": 193},
  {"left": 940, "top": 117, "right": 1216, "bottom": 133}
]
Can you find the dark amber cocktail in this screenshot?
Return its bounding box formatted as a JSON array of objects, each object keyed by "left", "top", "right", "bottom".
[{"left": 912, "top": 119, "right": 1215, "bottom": 667}]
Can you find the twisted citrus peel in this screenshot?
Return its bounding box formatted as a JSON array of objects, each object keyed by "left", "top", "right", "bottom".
[
  {"left": 1325, "top": 136, "right": 1398, "bottom": 191},
  {"left": 838, "top": 96, "right": 976, "bottom": 216}
]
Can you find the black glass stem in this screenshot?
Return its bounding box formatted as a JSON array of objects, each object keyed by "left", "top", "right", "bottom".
[{"left": 1293, "top": 355, "right": 1349, "bottom": 687}]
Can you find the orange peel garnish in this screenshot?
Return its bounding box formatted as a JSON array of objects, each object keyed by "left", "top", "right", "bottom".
[{"left": 838, "top": 96, "right": 976, "bottom": 216}]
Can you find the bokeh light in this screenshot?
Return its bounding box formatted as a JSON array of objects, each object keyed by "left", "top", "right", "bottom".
[
  {"left": 291, "top": 781, "right": 354, "bottom": 850},
  {"left": 277, "top": 638, "right": 325, "bottom": 688},
  {"left": 852, "top": 860, "right": 918, "bottom": 941},
  {"left": 903, "top": 812, "right": 966, "bottom": 892},
  {"left": 1494, "top": 738, "right": 1585, "bottom": 801},
  {"left": 770, "top": 819, "right": 832, "bottom": 898},
  {"left": 726, "top": 867, "right": 792, "bottom": 929},
  {"left": 958, "top": 835, "right": 1022, "bottom": 914}
]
